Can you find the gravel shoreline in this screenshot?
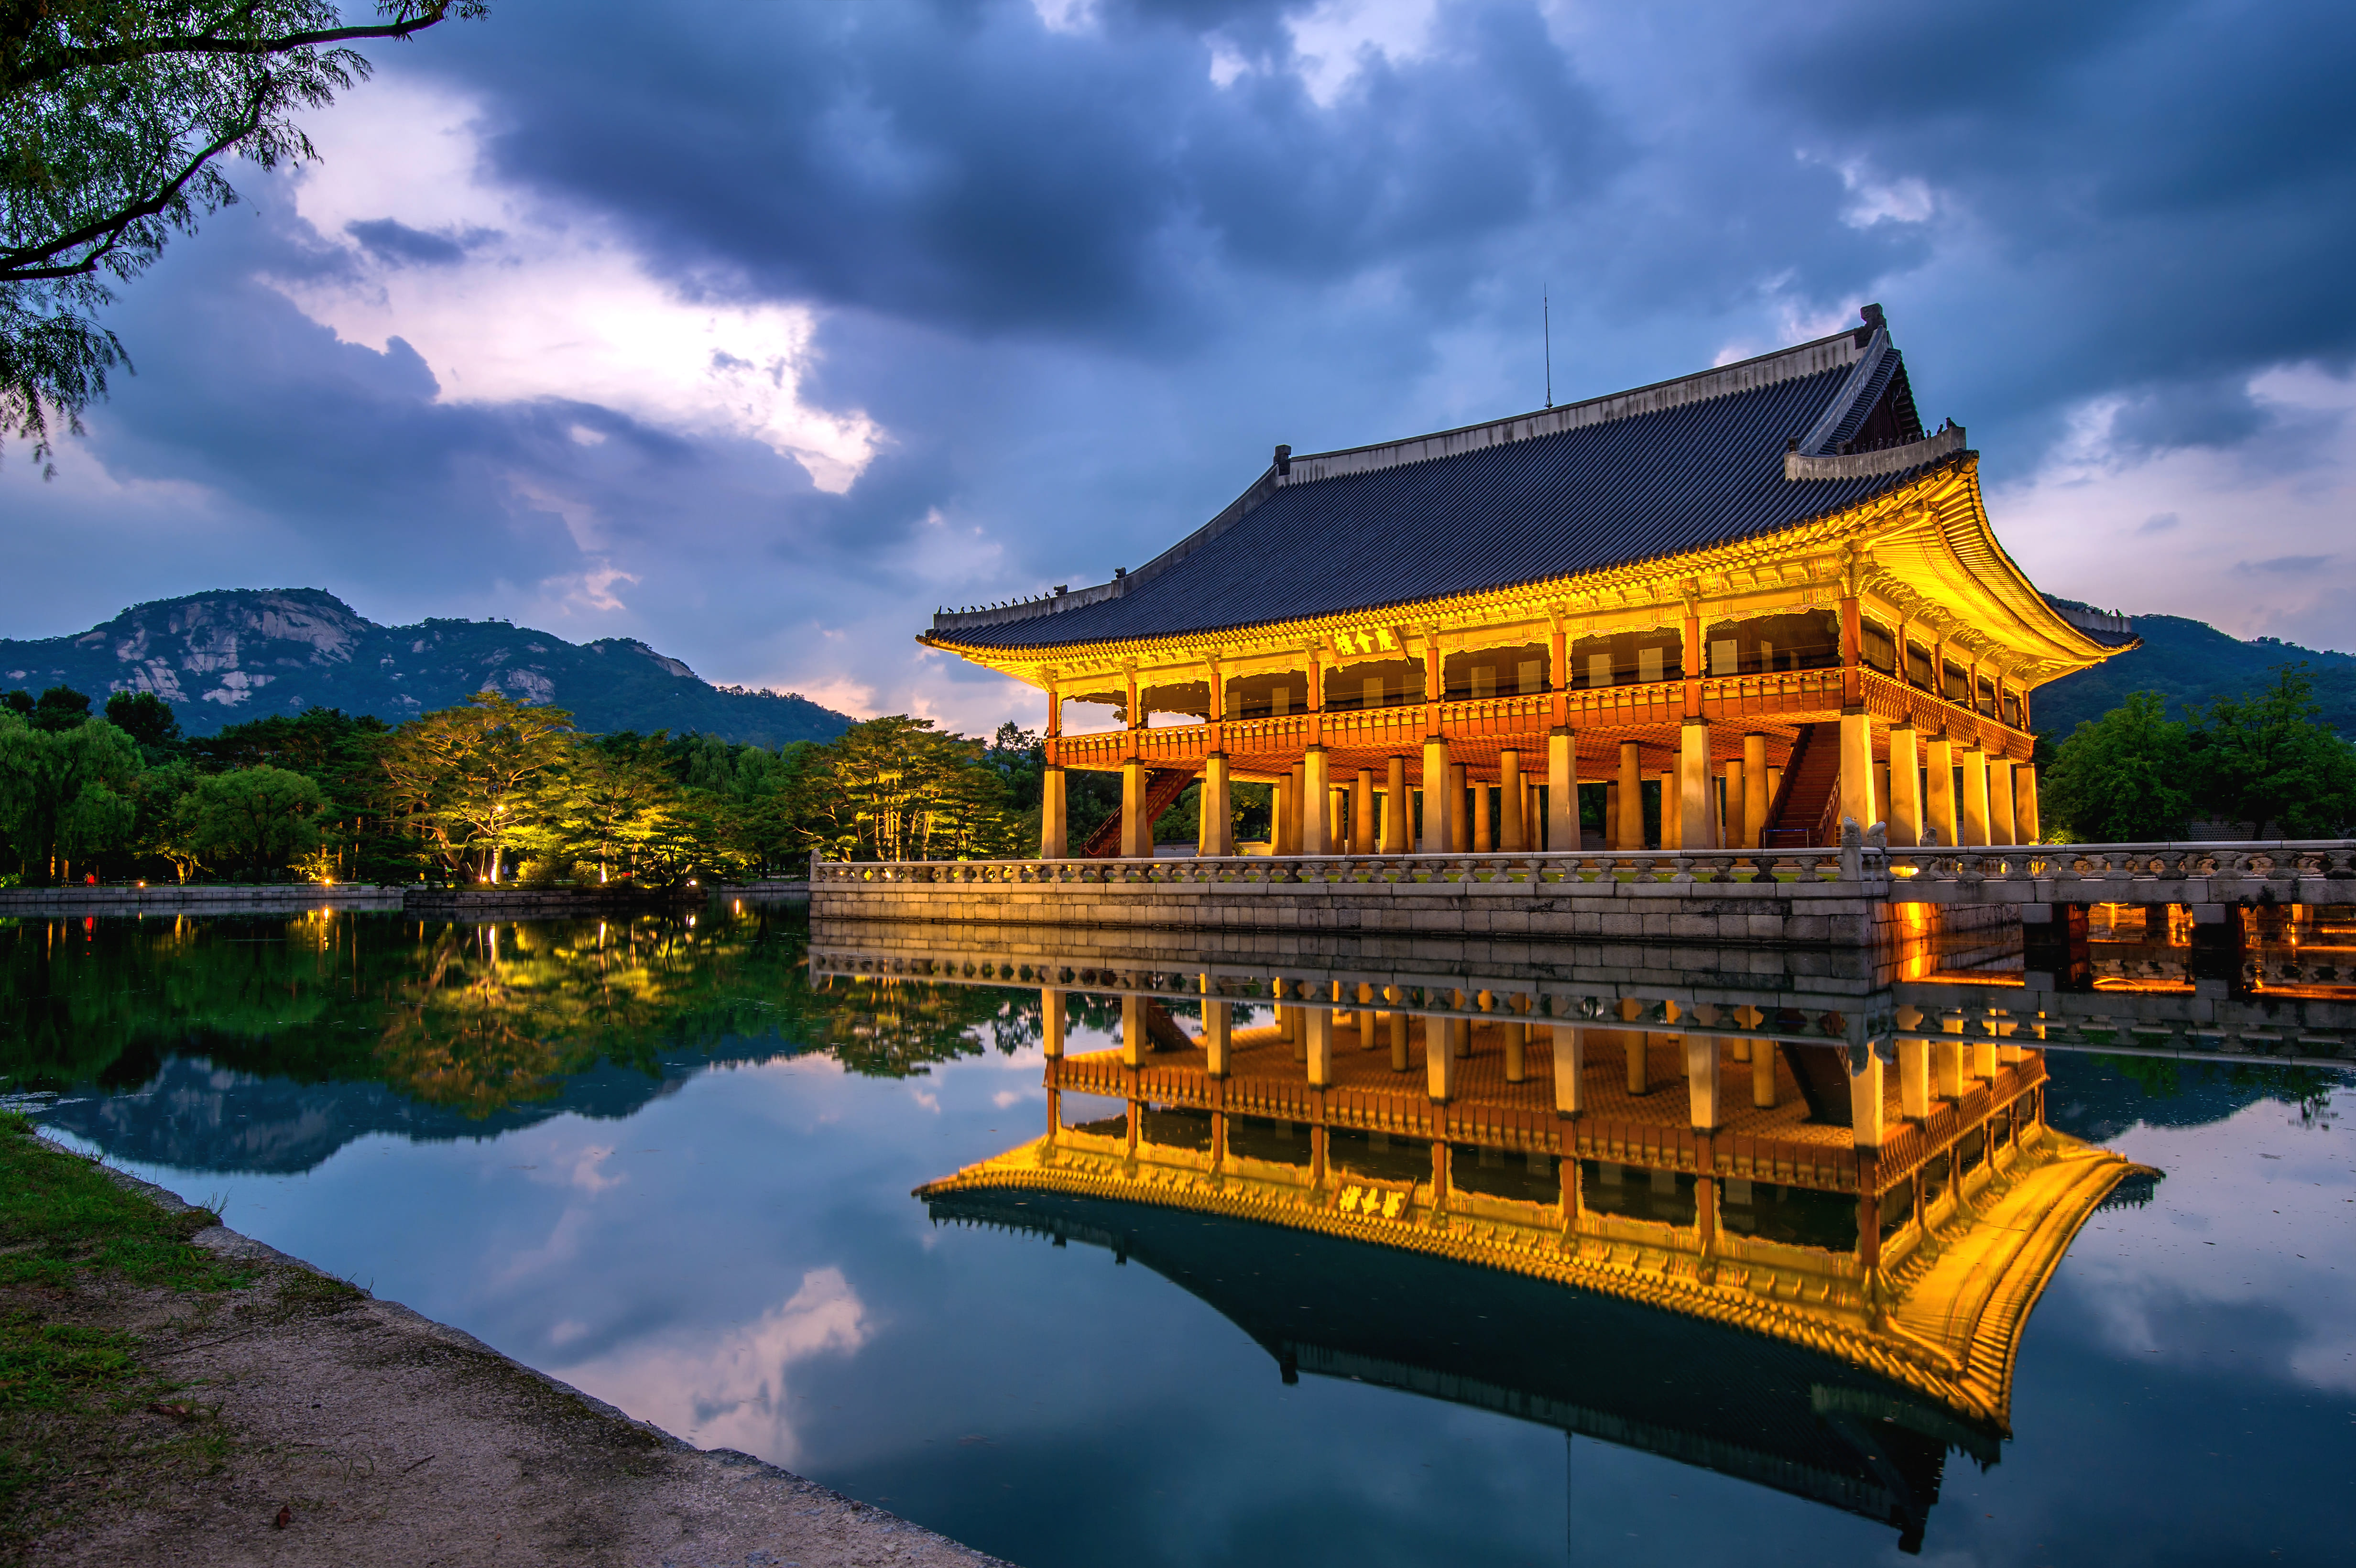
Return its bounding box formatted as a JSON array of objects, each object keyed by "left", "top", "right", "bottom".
[{"left": 22, "top": 1140, "right": 1011, "bottom": 1568}]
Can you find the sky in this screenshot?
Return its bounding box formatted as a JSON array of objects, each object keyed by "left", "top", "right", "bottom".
[{"left": 5, "top": 0, "right": 2353, "bottom": 734}]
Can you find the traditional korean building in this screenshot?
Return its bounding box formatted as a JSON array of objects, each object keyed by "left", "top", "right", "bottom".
[{"left": 921, "top": 305, "right": 2137, "bottom": 857}]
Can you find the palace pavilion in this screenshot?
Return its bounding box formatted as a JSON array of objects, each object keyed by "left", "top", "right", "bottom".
[{"left": 921, "top": 305, "right": 2138, "bottom": 859}]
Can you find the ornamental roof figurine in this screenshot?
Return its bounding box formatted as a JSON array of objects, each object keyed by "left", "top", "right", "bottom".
[{"left": 917, "top": 305, "right": 2140, "bottom": 861}]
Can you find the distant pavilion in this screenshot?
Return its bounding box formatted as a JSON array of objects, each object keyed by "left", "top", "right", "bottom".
[{"left": 922, "top": 305, "right": 2137, "bottom": 858}]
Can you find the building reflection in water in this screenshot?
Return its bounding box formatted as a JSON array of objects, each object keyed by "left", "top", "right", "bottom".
[{"left": 820, "top": 926, "right": 2166, "bottom": 1554}]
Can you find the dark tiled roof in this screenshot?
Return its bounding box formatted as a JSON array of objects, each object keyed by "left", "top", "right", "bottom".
[{"left": 936, "top": 319, "right": 1958, "bottom": 652}]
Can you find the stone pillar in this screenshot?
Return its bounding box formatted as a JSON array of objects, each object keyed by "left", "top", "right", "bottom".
[
  {"left": 1742, "top": 733, "right": 1769, "bottom": 849},
  {"left": 1499, "top": 749, "right": 1525, "bottom": 852},
  {"left": 1751, "top": 1037, "right": 1776, "bottom": 1108},
  {"left": 1548, "top": 729, "right": 1578, "bottom": 852},
  {"left": 1900, "top": 1038, "right": 1930, "bottom": 1119},
  {"left": 1042, "top": 988, "right": 1066, "bottom": 1058},
  {"left": 1551, "top": 1025, "right": 1584, "bottom": 1115},
  {"left": 1384, "top": 756, "right": 1409, "bottom": 853},
  {"left": 1121, "top": 759, "right": 1149, "bottom": 857},
  {"left": 1200, "top": 752, "right": 1233, "bottom": 857},
  {"left": 1678, "top": 719, "right": 1715, "bottom": 850},
  {"left": 1504, "top": 1020, "right": 1527, "bottom": 1083},
  {"left": 1121, "top": 994, "right": 1146, "bottom": 1066},
  {"left": 1838, "top": 708, "right": 1877, "bottom": 831},
  {"left": 1923, "top": 735, "right": 1957, "bottom": 846},
  {"left": 1203, "top": 998, "right": 1232, "bottom": 1077},
  {"left": 1887, "top": 722, "right": 1921, "bottom": 848},
  {"left": 1960, "top": 748, "right": 1992, "bottom": 847},
  {"left": 1988, "top": 759, "right": 2018, "bottom": 847},
  {"left": 1305, "top": 1004, "right": 1333, "bottom": 1088},
  {"left": 2016, "top": 764, "right": 2042, "bottom": 844},
  {"left": 1615, "top": 742, "right": 1644, "bottom": 851},
  {"left": 1271, "top": 774, "right": 1293, "bottom": 856},
  {"left": 1351, "top": 768, "right": 1375, "bottom": 854},
  {"left": 1723, "top": 757, "right": 1746, "bottom": 852},
  {"left": 1425, "top": 1013, "right": 1455, "bottom": 1102},
  {"left": 1686, "top": 1036, "right": 1721, "bottom": 1131},
  {"left": 1472, "top": 777, "right": 1492, "bottom": 852},
  {"left": 1303, "top": 747, "right": 1331, "bottom": 856},
  {"left": 1448, "top": 762, "right": 1471, "bottom": 853},
  {"left": 1421, "top": 738, "right": 1452, "bottom": 853},
  {"left": 1042, "top": 766, "right": 1068, "bottom": 858},
  {"left": 1848, "top": 1049, "right": 1886, "bottom": 1150}
]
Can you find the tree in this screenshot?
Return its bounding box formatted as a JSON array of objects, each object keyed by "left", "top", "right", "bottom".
[
  {"left": 531, "top": 733, "right": 674, "bottom": 884},
  {"left": 379, "top": 689, "right": 573, "bottom": 881},
  {"left": 2185, "top": 664, "right": 2356, "bottom": 838},
  {"left": 169, "top": 762, "right": 323, "bottom": 879},
  {"left": 2042, "top": 691, "right": 2193, "bottom": 843},
  {"left": 3, "top": 1, "right": 489, "bottom": 468},
  {"left": 805, "top": 716, "right": 1022, "bottom": 862},
  {"left": 28, "top": 683, "right": 91, "bottom": 730},
  {"left": 0, "top": 707, "right": 141, "bottom": 880},
  {"left": 104, "top": 687, "right": 180, "bottom": 751}
]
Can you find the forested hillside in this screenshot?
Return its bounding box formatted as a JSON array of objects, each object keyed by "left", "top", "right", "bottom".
[
  {"left": 0, "top": 589, "right": 852, "bottom": 746},
  {"left": 2036, "top": 601, "right": 2356, "bottom": 739}
]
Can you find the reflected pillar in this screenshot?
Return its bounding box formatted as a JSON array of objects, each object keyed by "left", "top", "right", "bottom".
[
  {"left": 1686, "top": 1037, "right": 1721, "bottom": 1131},
  {"left": 1848, "top": 1049, "right": 1886, "bottom": 1150},
  {"left": 1887, "top": 722, "right": 1921, "bottom": 848},
  {"left": 1751, "top": 1033, "right": 1776, "bottom": 1108},
  {"left": 1305, "top": 1005, "right": 1333, "bottom": 1088},
  {"left": 1548, "top": 728, "right": 1578, "bottom": 852},
  {"left": 1625, "top": 1033, "right": 1649, "bottom": 1094},
  {"left": 1042, "top": 988, "right": 1066, "bottom": 1059},
  {"left": 1041, "top": 766, "right": 1068, "bottom": 858},
  {"left": 1121, "top": 994, "right": 1146, "bottom": 1067},
  {"left": 1504, "top": 1012, "right": 1527, "bottom": 1083},
  {"left": 1425, "top": 1011, "right": 1456, "bottom": 1102},
  {"left": 1202, "top": 981, "right": 1231, "bottom": 1077},
  {"left": 1900, "top": 1038, "right": 1930, "bottom": 1119},
  {"left": 1551, "top": 1024, "right": 1584, "bottom": 1115}
]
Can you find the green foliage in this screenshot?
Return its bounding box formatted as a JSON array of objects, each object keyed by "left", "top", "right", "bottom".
[
  {"left": 803, "top": 715, "right": 1024, "bottom": 861},
  {"left": 0, "top": 708, "right": 141, "bottom": 881},
  {"left": 168, "top": 763, "right": 324, "bottom": 881},
  {"left": 2, "top": 2, "right": 489, "bottom": 468},
  {"left": 99, "top": 689, "right": 176, "bottom": 751},
  {"left": 2043, "top": 692, "right": 2194, "bottom": 843},
  {"left": 2047, "top": 666, "right": 2356, "bottom": 842},
  {"left": 26, "top": 686, "right": 90, "bottom": 731},
  {"left": 2184, "top": 665, "right": 2356, "bottom": 838},
  {"left": 380, "top": 689, "right": 575, "bottom": 881}
]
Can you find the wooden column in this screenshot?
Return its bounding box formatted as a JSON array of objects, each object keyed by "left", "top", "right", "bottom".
[
  {"left": 1385, "top": 755, "right": 1409, "bottom": 852},
  {"left": 1887, "top": 722, "right": 1921, "bottom": 848},
  {"left": 1923, "top": 735, "right": 1958, "bottom": 847},
  {"left": 1449, "top": 762, "right": 1472, "bottom": 852},
  {"left": 1499, "top": 749, "right": 1525, "bottom": 852},
  {"left": 1658, "top": 770, "right": 1680, "bottom": 850},
  {"left": 1351, "top": 768, "right": 1375, "bottom": 854},
  {"left": 1472, "top": 776, "right": 1492, "bottom": 851},
  {"left": 1723, "top": 756, "right": 1746, "bottom": 851},
  {"left": 1615, "top": 742, "right": 1643, "bottom": 851}
]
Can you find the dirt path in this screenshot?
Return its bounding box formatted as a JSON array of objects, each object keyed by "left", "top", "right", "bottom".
[{"left": 16, "top": 1146, "right": 1011, "bottom": 1568}]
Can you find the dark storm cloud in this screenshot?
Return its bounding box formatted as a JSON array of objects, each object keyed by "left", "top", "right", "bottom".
[{"left": 345, "top": 218, "right": 499, "bottom": 267}]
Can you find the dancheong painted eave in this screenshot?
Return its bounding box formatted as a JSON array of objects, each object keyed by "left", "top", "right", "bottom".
[{"left": 915, "top": 307, "right": 2122, "bottom": 684}]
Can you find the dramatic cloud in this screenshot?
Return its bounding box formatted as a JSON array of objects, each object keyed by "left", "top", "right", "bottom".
[{"left": 4, "top": 0, "right": 2352, "bottom": 731}]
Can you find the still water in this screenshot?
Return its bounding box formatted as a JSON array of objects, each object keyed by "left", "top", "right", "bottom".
[{"left": 5, "top": 906, "right": 2354, "bottom": 1567}]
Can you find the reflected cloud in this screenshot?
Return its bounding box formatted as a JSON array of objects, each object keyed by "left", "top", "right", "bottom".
[{"left": 554, "top": 1267, "right": 872, "bottom": 1464}]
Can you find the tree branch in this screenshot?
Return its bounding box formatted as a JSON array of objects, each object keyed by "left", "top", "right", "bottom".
[
  {"left": 2, "top": 4, "right": 480, "bottom": 95},
  {"left": 0, "top": 90, "right": 268, "bottom": 282}
]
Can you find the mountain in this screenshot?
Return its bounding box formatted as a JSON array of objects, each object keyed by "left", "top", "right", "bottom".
[
  {"left": 2033, "top": 599, "right": 2356, "bottom": 740},
  {"left": 0, "top": 589, "right": 855, "bottom": 745}
]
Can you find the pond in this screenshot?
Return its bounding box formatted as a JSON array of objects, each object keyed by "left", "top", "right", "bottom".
[{"left": 5, "top": 906, "right": 2353, "bottom": 1567}]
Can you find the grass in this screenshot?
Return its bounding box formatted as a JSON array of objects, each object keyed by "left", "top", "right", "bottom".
[{"left": 0, "top": 1111, "right": 255, "bottom": 1546}]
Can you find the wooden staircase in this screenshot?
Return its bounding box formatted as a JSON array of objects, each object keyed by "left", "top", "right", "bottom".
[
  {"left": 1080, "top": 767, "right": 1198, "bottom": 858},
  {"left": 1761, "top": 723, "right": 1842, "bottom": 849}
]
